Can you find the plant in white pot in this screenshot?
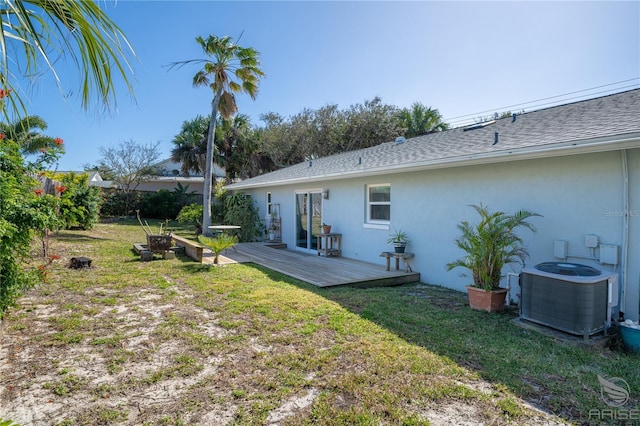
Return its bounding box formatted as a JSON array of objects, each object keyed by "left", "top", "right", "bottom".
[
  {"left": 268, "top": 211, "right": 278, "bottom": 241},
  {"left": 387, "top": 229, "right": 410, "bottom": 253},
  {"left": 446, "top": 204, "right": 540, "bottom": 312}
]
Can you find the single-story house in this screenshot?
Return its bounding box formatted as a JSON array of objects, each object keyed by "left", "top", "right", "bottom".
[
  {"left": 83, "top": 173, "right": 207, "bottom": 194},
  {"left": 226, "top": 89, "right": 640, "bottom": 321},
  {"left": 131, "top": 176, "right": 207, "bottom": 194},
  {"left": 80, "top": 160, "right": 225, "bottom": 194},
  {"left": 125, "top": 159, "right": 226, "bottom": 194}
]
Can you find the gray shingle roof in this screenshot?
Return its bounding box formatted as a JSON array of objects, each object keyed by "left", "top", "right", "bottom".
[{"left": 227, "top": 89, "right": 640, "bottom": 190}]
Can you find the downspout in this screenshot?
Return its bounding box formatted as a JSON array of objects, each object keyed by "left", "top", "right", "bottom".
[{"left": 620, "top": 150, "right": 629, "bottom": 318}]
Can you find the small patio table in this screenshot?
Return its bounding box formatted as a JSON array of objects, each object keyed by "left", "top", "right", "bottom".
[
  {"left": 208, "top": 225, "right": 241, "bottom": 254},
  {"left": 208, "top": 225, "right": 241, "bottom": 236}
]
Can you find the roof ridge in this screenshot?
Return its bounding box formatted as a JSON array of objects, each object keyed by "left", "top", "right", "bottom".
[
  {"left": 489, "top": 88, "right": 640, "bottom": 125},
  {"left": 226, "top": 88, "right": 640, "bottom": 190}
]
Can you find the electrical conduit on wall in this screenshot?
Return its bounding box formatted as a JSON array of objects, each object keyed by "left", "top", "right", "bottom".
[{"left": 620, "top": 150, "right": 629, "bottom": 317}]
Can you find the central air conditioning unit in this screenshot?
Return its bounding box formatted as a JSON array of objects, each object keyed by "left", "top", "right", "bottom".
[{"left": 520, "top": 262, "right": 618, "bottom": 339}]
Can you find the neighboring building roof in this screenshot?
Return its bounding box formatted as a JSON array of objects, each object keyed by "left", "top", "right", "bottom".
[
  {"left": 146, "top": 176, "right": 205, "bottom": 183},
  {"left": 56, "top": 170, "right": 103, "bottom": 182},
  {"left": 227, "top": 89, "right": 640, "bottom": 190},
  {"left": 89, "top": 180, "right": 115, "bottom": 189},
  {"left": 152, "top": 158, "right": 225, "bottom": 178},
  {"left": 90, "top": 176, "right": 206, "bottom": 191}
]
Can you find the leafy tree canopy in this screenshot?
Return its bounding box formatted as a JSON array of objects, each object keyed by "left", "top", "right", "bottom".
[
  {"left": 95, "top": 139, "right": 161, "bottom": 193},
  {"left": 258, "top": 97, "right": 405, "bottom": 167}
]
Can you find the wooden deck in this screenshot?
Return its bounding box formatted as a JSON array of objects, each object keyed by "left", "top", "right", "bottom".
[{"left": 205, "top": 243, "right": 420, "bottom": 288}]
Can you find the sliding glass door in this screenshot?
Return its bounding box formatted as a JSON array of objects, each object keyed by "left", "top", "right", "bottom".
[{"left": 295, "top": 191, "right": 322, "bottom": 251}]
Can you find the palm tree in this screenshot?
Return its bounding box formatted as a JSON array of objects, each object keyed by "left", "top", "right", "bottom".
[
  {"left": 0, "top": 115, "right": 62, "bottom": 155},
  {"left": 214, "top": 113, "right": 252, "bottom": 183},
  {"left": 198, "top": 233, "right": 238, "bottom": 265},
  {"left": 398, "top": 102, "right": 449, "bottom": 138},
  {"left": 214, "top": 114, "right": 277, "bottom": 182},
  {"left": 0, "top": 0, "right": 135, "bottom": 119},
  {"left": 170, "top": 115, "right": 210, "bottom": 177},
  {"left": 170, "top": 34, "right": 264, "bottom": 236}
]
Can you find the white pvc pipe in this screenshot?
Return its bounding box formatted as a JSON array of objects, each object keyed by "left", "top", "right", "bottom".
[
  {"left": 620, "top": 150, "right": 629, "bottom": 317},
  {"left": 506, "top": 272, "right": 520, "bottom": 306}
]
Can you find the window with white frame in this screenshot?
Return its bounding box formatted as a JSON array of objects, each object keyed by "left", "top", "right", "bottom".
[{"left": 366, "top": 184, "right": 390, "bottom": 224}]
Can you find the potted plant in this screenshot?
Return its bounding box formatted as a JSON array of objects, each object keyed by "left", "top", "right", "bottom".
[
  {"left": 268, "top": 221, "right": 278, "bottom": 241},
  {"left": 387, "top": 229, "right": 410, "bottom": 253},
  {"left": 268, "top": 211, "right": 278, "bottom": 241},
  {"left": 446, "top": 204, "right": 540, "bottom": 312},
  {"left": 322, "top": 223, "right": 332, "bottom": 234}
]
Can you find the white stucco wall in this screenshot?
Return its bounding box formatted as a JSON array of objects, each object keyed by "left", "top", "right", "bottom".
[{"left": 244, "top": 148, "right": 640, "bottom": 320}]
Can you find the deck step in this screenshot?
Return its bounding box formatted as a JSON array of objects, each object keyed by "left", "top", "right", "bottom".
[{"left": 264, "top": 242, "right": 287, "bottom": 249}]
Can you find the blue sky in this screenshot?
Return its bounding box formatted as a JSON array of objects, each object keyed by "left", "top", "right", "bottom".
[{"left": 20, "top": 1, "right": 640, "bottom": 171}]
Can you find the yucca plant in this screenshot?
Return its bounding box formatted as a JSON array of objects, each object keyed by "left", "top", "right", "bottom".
[
  {"left": 198, "top": 234, "right": 238, "bottom": 265},
  {"left": 447, "top": 204, "right": 540, "bottom": 290}
]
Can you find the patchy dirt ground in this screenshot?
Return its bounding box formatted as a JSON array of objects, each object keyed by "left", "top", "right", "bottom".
[
  {"left": 0, "top": 226, "right": 571, "bottom": 425},
  {"left": 1, "top": 285, "right": 248, "bottom": 425},
  {"left": 0, "top": 285, "right": 568, "bottom": 426}
]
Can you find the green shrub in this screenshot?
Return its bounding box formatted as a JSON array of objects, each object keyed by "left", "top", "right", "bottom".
[
  {"left": 172, "top": 182, "right": 199, "bottom": 209},
  {"left": 139, "top": 189, "right": 179, "bottom": 219},
  {"left": 221, "top": 192, "right": 264, "bottom": 242},
  {"left": 177, "top": 204, "right": 203, "bottom": 235},
  {"left": 56, "top": 172, "right": 102, "bottom": 229},
  {"left": 138, "top": 185, "right": 201, "bottom": 220},
  {"left": 99, "top": 189, "right": 142, "bottom": 217},
  {"left": 0, "top": 140, "right": 57, "bottom": 318}
]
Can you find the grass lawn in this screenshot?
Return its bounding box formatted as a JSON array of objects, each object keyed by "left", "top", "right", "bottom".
[{"left": 0, "top": 220, "right": 637, "bottom": 425}]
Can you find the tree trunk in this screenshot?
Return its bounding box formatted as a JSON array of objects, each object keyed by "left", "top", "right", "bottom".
[{"left": 202, "top": 88, "right": 223, "bottom": 237}]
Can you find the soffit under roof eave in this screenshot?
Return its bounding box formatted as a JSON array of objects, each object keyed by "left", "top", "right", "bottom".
[{"left": 226, "top": 133, "right": 640, "bottom": 191}]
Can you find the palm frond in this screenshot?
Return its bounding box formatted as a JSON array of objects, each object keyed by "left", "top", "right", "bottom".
[
  {"left": 447, "top": 204, "right": 541, "bottom": 289},
  {"left": 0, "top": 0, "right": 136, "bottom": 119}
]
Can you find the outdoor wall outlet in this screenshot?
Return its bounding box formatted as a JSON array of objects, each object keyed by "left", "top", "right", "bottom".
[
  {"left": 553, "top": 240, "right": 568, "bottom": 259},
  {"left": 600, "top": 244, "right": 619, "bottom": 265},
  {"left": 584, "top": 234, "right": 599, "bottom": 248}
]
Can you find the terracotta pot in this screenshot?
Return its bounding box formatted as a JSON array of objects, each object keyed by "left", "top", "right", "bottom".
[
  {"left": 323, "top": 225, "right": 332, "bottom": 234},
  {"left": 466, "top": 286, "right": 508, "bottom": 312}
]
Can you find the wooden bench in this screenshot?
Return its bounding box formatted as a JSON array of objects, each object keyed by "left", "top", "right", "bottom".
[
  {"left": 379, "top": 252, "right": 415, "bottom": 272},
  {"left": 171, "top": 234, "right": 204, "bottom": 262}
]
